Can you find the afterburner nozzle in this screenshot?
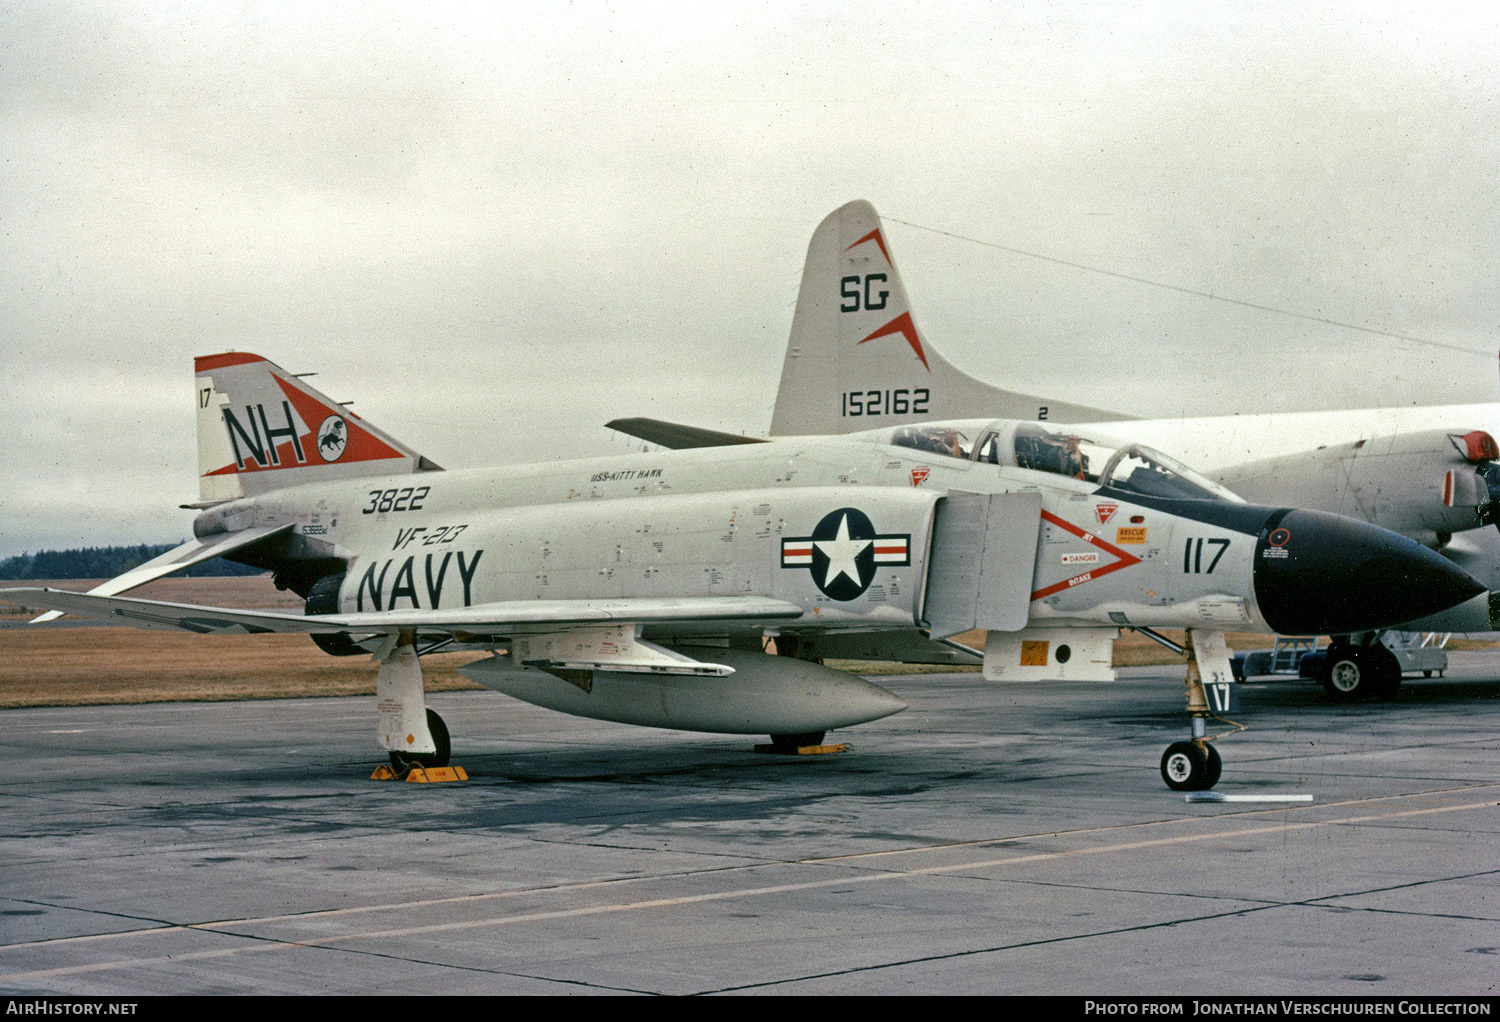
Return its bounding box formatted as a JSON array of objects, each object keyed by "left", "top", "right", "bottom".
[{"left": 1253, "top": 508, "right": 1485, "bottom": 635}]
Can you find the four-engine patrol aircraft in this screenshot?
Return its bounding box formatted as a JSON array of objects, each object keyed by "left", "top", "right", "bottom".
[
  {"left": 618, "top": 200, "right": 1500, "bottom": 703},
  {"left": 2, "top": 347, "right": 1484, "bottom": 790}
]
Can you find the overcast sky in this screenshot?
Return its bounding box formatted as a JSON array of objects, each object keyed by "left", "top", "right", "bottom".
[{"left": 4, "top": 1, "right": 1500, "bottom": 556}]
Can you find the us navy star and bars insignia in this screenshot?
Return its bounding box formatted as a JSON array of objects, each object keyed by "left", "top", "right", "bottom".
[{"left": 781, "top": 507, "right": 910, "bottom": 601}]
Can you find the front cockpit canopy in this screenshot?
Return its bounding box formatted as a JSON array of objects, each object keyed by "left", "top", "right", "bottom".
[
  {"left": 880, "top": 419, "right": 1240, "bottom": 502},
  {"left": 971, "top": 422, "right": 1242, "bottom": 502}
]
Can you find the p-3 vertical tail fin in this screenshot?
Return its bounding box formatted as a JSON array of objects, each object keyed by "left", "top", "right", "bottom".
[
  {"left": 195, "top": 352, "right": 440, "bottom": 502},
  {"left": 769, "top": 200, "right": 1126, "bottom": 436}
]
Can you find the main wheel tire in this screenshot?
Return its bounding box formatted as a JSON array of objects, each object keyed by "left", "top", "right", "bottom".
[
  {"left": 389, "top": 709, "right": 451, "bottom": 771},
  {"left": 1319, "top": 645, "right": 1370, "bottom": 700},
  {"left": 1161, "top": 741, "right": 1210, "bottom": 791},
  {"left": 1370, "top": 645, "right": 1403, "bottom": 699},
  {"left": 768, "top": 731, "right": 825, "bottom": 752},
  {"left": 1202, "top": 743, "right": 1223, "bottom": 789}
]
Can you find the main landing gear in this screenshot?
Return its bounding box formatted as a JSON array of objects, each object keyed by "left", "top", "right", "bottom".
[
  {"left": 389, "top": 708, "right": 451, "bottom": 771},
  {"left": 1317, "top": 636, "right": 1401, "bottom": 701},
  {"left": 374, "top": 633, "right": 457, "bottom": 775},
  {"left": 1159, "top": 629, "right": 1243, "bottom": 792}
]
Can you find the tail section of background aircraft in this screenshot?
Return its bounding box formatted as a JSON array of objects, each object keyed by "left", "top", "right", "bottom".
[
  {"left": 195, "top": 352, "right": 439, "bottom": 502},
  {"left": 769, "top": 200, "right": 1125, "bottom": 437}
]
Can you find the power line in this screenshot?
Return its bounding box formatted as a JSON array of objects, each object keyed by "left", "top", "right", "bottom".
[{"left": 884, "top": 216, "right": 1490, "bottom": 359}]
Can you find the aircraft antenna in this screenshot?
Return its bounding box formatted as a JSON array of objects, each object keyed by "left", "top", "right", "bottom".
[{"left": 884, "top": 216, "right": 1488, "bottom": 359}]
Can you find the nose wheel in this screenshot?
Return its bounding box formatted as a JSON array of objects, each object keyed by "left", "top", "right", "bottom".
[{"left": 1161, "top": 740, "right": 1223, "bottom": 791}]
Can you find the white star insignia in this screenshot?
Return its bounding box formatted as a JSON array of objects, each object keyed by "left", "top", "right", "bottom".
[{"left": 815, "top": 513, "right": 871, "bottom": 588}]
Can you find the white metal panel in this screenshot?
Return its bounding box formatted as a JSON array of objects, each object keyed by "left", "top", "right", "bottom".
[
  {"left": 983, "top": 627, "right": 1117, "bottom": 682},
  {"left": 923, "top": 490, "right": 1043, "bottom": 638}
]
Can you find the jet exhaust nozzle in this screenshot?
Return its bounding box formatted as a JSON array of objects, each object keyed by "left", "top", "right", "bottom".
[{"left": 1252, "top": 507, "right": 1486, "bottom": 636}]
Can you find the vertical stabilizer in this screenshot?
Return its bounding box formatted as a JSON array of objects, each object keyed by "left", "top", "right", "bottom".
[
  {"left": 769, "top": 200, "right": 1125, "bottom": 436},
  {"left": 195, "top": 353, "right": 439, "bottom": 502}
]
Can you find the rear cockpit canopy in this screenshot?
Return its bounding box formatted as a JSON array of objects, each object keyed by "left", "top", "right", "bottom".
[{"left": 890, "top": 424, "right": 973, "bottom": 461}]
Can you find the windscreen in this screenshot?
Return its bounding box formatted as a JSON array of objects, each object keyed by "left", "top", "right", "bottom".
[{"left": 1000, "top": 424, "right": 1241, "bottom": 502}]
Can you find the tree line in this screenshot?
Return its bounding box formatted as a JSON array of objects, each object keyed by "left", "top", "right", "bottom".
[{"left": 0, "top": 544, "right": 266, "bottom": 580}]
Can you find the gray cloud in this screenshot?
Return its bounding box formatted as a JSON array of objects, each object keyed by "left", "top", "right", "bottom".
[{"left": 4, "top": 1, "right": 1500, "bottom": 555}]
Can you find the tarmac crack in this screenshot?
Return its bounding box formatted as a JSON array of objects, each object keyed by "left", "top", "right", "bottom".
[
  {"left": 523, "top": 833, "right": 788, "bottom": 864},
  {"left": 1296, "top": 867, "right": 1500, "bottom": 915},
  {"left": 693, "top": 901, "right": 1298, "bottom": 993},
  {"left": 691, "top": 866, "right": 1500, "bottom": 993},
  {"left": 5, "top": 794, "right": 1494, "bottom": 986},
  {"left": 161, "top": 926, "right": 668, "bottom": 996}
]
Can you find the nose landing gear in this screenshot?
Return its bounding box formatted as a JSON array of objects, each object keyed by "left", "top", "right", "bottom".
[{"left": 1159, "top": 629, "right": 1243, "bottom": 792}]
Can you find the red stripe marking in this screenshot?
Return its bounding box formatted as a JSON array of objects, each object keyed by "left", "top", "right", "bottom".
[
  {"left": 873, "top": 545, "right": 906, "bottom": 554},
  {"left": 272, "top": 374, "right": 406, "bottom": 464},
  {"left": 195, "top": 352, "right": 267, "bottom": 372},
  {"left": 845, "top": 227, "right": 891, "bottom": 264},
  {"left": 1029, "top": 510, "right": 1141, "bottom": 601},
  {"left": 857, "top": 312, "right": 930, "bottom": 372}
]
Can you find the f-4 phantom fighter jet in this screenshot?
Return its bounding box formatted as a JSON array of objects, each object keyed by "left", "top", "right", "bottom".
[
  {"left": 5, "top": 352, "right": 1484, "bottom": 791},
  {"left": 764, "top": 201, "right": 1500, "bottom": 559},
  {"left": 685, "top": 199, "right": 1500, "bottom": 700}
]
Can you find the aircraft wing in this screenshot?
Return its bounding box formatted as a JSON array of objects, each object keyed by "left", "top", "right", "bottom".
[
  {"left": 1, "top": 587, "right": 804, "bottom": 637},
  {"left": 605, "top": 417, "right": 769, "bottom": 450},
  {"left": 27, "top": 524, "right": 295, "bottom": 623}
]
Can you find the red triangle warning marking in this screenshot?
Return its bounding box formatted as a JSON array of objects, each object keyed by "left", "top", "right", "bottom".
[{"left": 1030, "top": 510, "right": 1142, "bottom": 601}]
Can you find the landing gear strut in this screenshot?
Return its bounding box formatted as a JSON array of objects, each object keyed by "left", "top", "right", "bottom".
[
  {"left": 1160, "top": 629, "right": 1242, "bottom": 792},
  {"left": 375, "top": 633, "right": 452, "bottom": 771}
]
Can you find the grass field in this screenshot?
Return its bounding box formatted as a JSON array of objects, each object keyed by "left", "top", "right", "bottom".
[
  {"left": 1, "top": 576, "right": 1482, "bottom": 709},
  {"left": 0, "top": 577, "right": 482, "bottom": 707}
]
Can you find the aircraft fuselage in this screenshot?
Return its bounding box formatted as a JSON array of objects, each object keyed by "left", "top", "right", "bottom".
[{"left": 195, "top": 432, "right": 1475, "bottom": 643}]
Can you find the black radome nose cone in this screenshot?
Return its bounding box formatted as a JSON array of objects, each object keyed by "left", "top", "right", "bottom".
[{"left": 1253, "top": 508, "right": 1485, "bottom": 635}]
